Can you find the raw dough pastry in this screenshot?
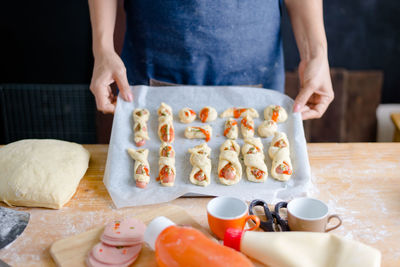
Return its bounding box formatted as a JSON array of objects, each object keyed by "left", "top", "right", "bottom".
[
  {"left": 0, "top": 139, "right": 90, "bottom": 209},
  {"left": 101, "top": 218, "right": 146, "bottom": 246},
  {"left": 218, "top": 140, "right": 242, "bottom": 185},
  {"left": 241, "top": 115, "right": 255, "bottom": 139},
  {"left": 268, "top": 132, "right": 290, "bottom": 159},
  {"left": 258, "top": 119, "right": 277, "bottom": 138},
  {"left": 271, "top": 150, "right": 293, "bottom": 181},
  {"left": 157, "top": 102, "right": 173, "bottom": 118},
  {"left": 188, "top": 143, "right": 212, "bottom": 186},
  {"left": 127, "top": 148, "right": 150, "bottom": 188},
  {"left": 157, "top": 143, "right": 176, "bottom": 186},
  {"left": 264, "top": 105, "right": 288, "bottom": 123},
  {"left": 199, "top": 106, "right": 218, "bottom": 123},
  {"left": 132, "top": 108, "right": 150, "bottom": 147},
  {"left": 157, "top": 103, "right": 175, "bottom": 143},
  {"left": 220, "top": 107, "right": 259, "bottom": 119},
  {"left": 241, "top": 138, "right": 268, "bottom": 182},
  {"left": 268, "top": 132, "right": 292, "bottom": 181},
  {"left": 223, "top": 118, "right": 238, "bottom": 140},
  {"left": 179, "top": 107, "right": 196, "bottom": 123},
  {"left": 184, "top": 125, "right": 212, "bottom": 142}
]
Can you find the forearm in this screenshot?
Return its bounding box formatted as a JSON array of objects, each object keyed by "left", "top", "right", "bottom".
[
  {"left": 88, "top": 0, "right": 118, "bottom": 57},
  {"left": 285, "top": 0, "right": 327, "bottom": 61}
]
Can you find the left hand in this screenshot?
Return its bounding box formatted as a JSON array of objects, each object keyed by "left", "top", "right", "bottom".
[{"left": 293, "top": 55, "right": 334, "bottom": 120}]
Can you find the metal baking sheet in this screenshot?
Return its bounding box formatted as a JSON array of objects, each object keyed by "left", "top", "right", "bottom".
[{"left": 104, "top": 85, "right": 311, "bottom": 208}]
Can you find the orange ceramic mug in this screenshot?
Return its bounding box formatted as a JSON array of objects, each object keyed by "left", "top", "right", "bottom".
[{"left": 207, "top": 196, "right": 260, "bottom": 240}]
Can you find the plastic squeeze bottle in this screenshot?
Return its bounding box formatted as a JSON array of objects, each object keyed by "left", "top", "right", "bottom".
[
  {"left": 144, "top": 216, "right": 254, "bottom": 267},
  {"left": 224, "top": 228, "right": 381, "bottom": 267}
]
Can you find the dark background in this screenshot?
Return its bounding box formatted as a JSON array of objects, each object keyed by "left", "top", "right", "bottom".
[
  {"left": 2, "top": 1, "right": 399, "bottom": 102},
  {"left": 282, "top": 0, "right": 400, "bottom": 103},
  {"left": 1, "top": 0, "right": 399, "bottom": 144}
]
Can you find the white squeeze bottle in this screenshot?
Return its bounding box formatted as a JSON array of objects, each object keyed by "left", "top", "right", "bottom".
[{"left": 223, "top": 228, "right": 381, "bottom": 267}]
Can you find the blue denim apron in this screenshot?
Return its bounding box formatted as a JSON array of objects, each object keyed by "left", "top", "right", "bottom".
[{"left": 122, "top": 0, "right": 284, "bottom": 92}]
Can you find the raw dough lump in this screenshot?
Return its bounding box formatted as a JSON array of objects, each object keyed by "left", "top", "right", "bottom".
[
  {"left": 179, "top": 107, "right": 196, "bottom": 123},
  {"left": 199, "top": 106, "right": 218, "bottom": 123},
  {"left": 241, "top": 115, "right": 255, "bottom": 139},
  {"left": 258, "top": 119, "right": 277, "bottom": 138},
  {"left": 0, "top": 139, "right": 90, "bottom": 209},
  {"left": 264, "top": 105, "right": 288, "bottom": 123},
  {"left": 220, "top": 107, "right": 259, "bottom": 119},
  {"left": 184, "top": 125, "right": 212, "bottom": 142}
]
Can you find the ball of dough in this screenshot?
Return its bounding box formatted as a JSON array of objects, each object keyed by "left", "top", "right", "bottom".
[
  {"left": 179, "top": 107, "right": 196, "bottom": 123},
  {"left": 0, "top": 139, "right": 90, "bottom": 209},
  {"left": 258, "top": 120, "right": 278, "bottom": 138},
  {"left": 199, "top": 106, "right": 218, "bottom": 123},
  {"left": 264, "top": 105, "right": 288, "bottom": 122}
]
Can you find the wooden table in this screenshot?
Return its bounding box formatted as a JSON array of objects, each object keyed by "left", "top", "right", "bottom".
[{"left": 1, "top": 144, "right": 399, "bottom": 267}]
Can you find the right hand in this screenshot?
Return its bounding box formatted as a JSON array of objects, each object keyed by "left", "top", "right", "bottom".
[{"left": 90, "top": 51, "right": 133, "bottom": 114}]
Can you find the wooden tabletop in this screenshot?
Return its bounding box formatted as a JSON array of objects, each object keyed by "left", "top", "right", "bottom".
[{"left": 1, "top": 143, "right": 400, "bottom": 267}]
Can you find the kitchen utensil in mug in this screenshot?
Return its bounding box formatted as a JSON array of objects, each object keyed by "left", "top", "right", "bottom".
[
  {"left": 287, "top": 197, "right": 342, "bottom": 232},
  {"left": 249, "top": 199, "right": 290, "bottom": 232},
  {"left": 207, "top": 196, "right": 260, "bottom": 240}
]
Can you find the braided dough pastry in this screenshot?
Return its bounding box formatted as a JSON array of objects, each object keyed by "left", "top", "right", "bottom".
[
  {"left": 157, "top": 102, "right": 174, "bottom": 143},
  {"left": 199, "top": 106, "right": 218, "bottom": 123},
  {"left": 220, "top": 107, "right": 259, "bottom": 119},
  {"left": 258, "top": 119, "right": 278, "bottom": 138},
  {"left": 184, "top": 125, "right": 212, "bottom": 142},
  {"left": 157, "top": 143, "right": 176, "bottom": 186},
  {"left": 179, "top": 107, "right": 196, "bottom": 124},
  {"left": 241, "top": 115, "right": 255, "bottom": 139},
  {"left": 223, "top": 118, "right": 238, "bottom": 140},
  {"left": 268, "top": 132, "right": 293, "bottom": 181},
  {"left": 132, "top": 108, "right": 150, "bottom": 147},
  {"left": 264, "top": 105, "right": 288, "bottom": 123},
  {"left": 268, "top": 132, "right": 290, "bottom": 159},
  {"left": 188, "top": 143, "right": 212, "bottom": 186},
  {"left": 127, "top": 148, "right": 150, "bottom": 188},
  {"left": 218, "top": 140, "right": 242, "bottom": 185},
  {"left": 241, "top": 138, "right": 268, "bottom": 182},
  {"left": 158, "top": 102, "right": 173, "bottom": 118}
]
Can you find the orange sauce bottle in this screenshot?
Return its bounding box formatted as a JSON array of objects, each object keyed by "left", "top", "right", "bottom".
[{"left": 144, "top": 216, "right": 254, "bottom": 267}]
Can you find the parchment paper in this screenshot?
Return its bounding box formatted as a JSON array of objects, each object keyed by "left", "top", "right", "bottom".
[{"left": 104, "top": 85, "right": 311, "bottom": 208}]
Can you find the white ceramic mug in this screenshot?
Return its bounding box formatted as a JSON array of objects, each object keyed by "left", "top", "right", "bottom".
[{"left": 287, "top": 197, "right": 342, "bottom": 232}]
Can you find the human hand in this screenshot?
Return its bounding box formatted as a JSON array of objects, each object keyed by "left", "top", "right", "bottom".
[
  {"left": 293, "top": 55, "right": 334, "bottom": 120},
  {"left": 90, "top": 51, "right": 133, "bottom": 114}
]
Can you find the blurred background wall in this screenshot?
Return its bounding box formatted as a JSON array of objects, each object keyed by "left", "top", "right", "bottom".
[{"left": 1, "top": 0, "right": 399, "bottom": 144}]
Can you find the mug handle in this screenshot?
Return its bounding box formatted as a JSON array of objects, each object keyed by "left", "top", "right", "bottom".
[
  {"left": 325, "top": 214, "right": 342, "bottom": 232},
  {"left": 244, "top": 215, "right": 260, "bottom": 231}
]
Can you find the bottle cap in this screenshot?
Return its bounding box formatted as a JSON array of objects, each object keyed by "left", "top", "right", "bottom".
[
  {"left": 223, "top": 228, "right": 244, "bottom": 251},
  {"left": 144, "top": 216, "right": 175, "bottom": 250}
]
